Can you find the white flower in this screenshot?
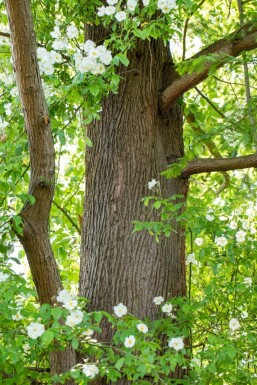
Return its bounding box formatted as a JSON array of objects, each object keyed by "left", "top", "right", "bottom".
[
  {"left": 67, "top": 24, "right": 79, "bottom": 39},
  {"left": 168, "top": 337, "right": 184, "bottom": 351},
  {"left": 52, "top": 39, "right": 68, "bottom": 50},
  {"left": 142, "top": 0, "right": 150, "bottom": 5},
  {"left": 127, "top": 0, "right": 138, "bottom": 11},
  {"left": 153, "top": 296, "right": 164, "bottom": 305},
  {"left": 105, "top": 5, "right": 116, "bottom": 15},
  {"left": 137, "top": 323, "right": 148, "bottom": 333},
  {"left": 186, "top": 252, "right": 197, "bottom": 265},
  {"left": 115, "top": 11, "right": 127, "bottom": 21},
  {"left": 99, "top": 50, "right": 112, "bottom": 65},
  {"left": 63, "top": 299, "right": 78, "bottom": 310},
  {"left": 56, "top": 289, "right": 75, "bottom": 304},
  {"left": 229, "top": 318, "right": 240, "bottom": 331},
  {"left": 27, "top": 322, "right": 45, "bottom": 339},
  {"left": 65, "top": 310, "right": 84, "bottom": 327},
  {"left": 229, "top": 221, "right": 237, "bottom": 229},
  {"left": 12, "top": 311, "right": 23, "bottom": 321},
  {"left": 97, "top": 6, "right": 106, "bottom": 16},
  {"left": 107, "top": 0, "right": 118, "bottom": 4},
  {"left": 84, "top": 40, "right": 96, "bottom": 53},
  {"left": 0, "top": 272, "right": 9, "bottom": 282},
  {"left": 82, "top": 364, "right": 99, "bottom": 378},
  {"left": 206, "top": 213, "right": 214, "bottom": 221},
  {"left": 190, "top": 358, "right": 201, "bottom": 367},
  {"left": 162, "top": 303, "right": 173, "bottom": 313},
  {"left": 215, "top": 236, "right": 227, "bottom": 247},
  {"left": 50, "top": 26, "right": 61, "bottom": 39},
  {"left": 148, "top": 179, "right": 158, "bottom": 190},
  {"left": 114, "top": 303, "right": 127, "bottom": 317},
  {"left": 124, "top": 335, "right": 136, "bottom": 348},
  {"left": 91, "top": 63, "right": 106, "bottom": 75},
  {"left": 194, "top": 237, "right": 203, "bottom": 246},
  {"left": 241, "top": 311, "right": 248, "bottom": 319},
  {"left": 250, "top": 226, "right": 256, "bottom": 234},
  {"left": 236, "top": 230, "right": 246, "bottom": 243},
  {"left": 243, "top": 277, "right": 252, "bottom": 287}
]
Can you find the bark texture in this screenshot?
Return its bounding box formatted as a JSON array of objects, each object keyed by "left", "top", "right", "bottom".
[
  {"left": 5, "top": 0, "right": 76, "bottom": 379},
  {"left": 80, "top": 34, "right": 188, "bottom": 330}
]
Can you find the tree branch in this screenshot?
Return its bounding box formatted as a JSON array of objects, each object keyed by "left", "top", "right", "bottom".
[
  {"left": 182, "top": 153, "right": 257, "bottom": 178},
  {"left": 162, "top": 22, "right": 257, "bottom": 109},
  {"left": 5, "top": 0, "right": 62, "bottom": 305}
]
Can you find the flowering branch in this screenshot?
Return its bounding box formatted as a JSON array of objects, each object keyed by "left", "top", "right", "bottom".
[{"left": 162, "top": 22, "right": 257, "bottom": 109}]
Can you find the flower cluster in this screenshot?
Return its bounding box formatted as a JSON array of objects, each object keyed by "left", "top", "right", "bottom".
[
  {"left": 97, "top": 0, "right": 177, "bottom": 21},
  {"left": 37, "top": 47, "right": 62, "bottom": 75},
  {"left": 74, "top": 40, "right": 112, "bottom": 75},
  {"left": 157, "top": 0, "right": 176, "bottom": 13}
]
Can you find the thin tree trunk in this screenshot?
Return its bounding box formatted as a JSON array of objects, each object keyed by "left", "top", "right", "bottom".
[
  {"left": 5, "top": 0, "right": 76, "bottom": 381},
  {"left": 80, "top": 34, "right": 188, "bottom": 382}
]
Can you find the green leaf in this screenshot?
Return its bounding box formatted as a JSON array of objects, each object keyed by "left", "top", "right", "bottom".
[
  {"left": 71, "top": 338, "right": 79, "bottom": 350},
  {"left": 42, "top": 330, "right": 54, "bottom": 346},
  {"left": 51, "top": 307, "right": 63, "bottom": 321},
  {"left": 115, "top": 53, "right": 129, "bottom": 66},
  {"left": 115, "top": 357, "right": 125, "bottom": 370}
]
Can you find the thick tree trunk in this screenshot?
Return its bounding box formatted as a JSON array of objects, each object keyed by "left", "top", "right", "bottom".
[{"left": 80, "top": 33, "right": 189, "bottom": 377}]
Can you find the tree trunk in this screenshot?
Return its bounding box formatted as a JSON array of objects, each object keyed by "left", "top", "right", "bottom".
[
  {"left": 79, "top": 32, "right": 189, "bottom": 378},
  {"left": 5, "top": 0, "right": 76, "bottom": 380}
]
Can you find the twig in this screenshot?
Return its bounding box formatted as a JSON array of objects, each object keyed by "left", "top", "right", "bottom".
[{"left": 52, "top": 200, "right": 81, "bottom": 234}]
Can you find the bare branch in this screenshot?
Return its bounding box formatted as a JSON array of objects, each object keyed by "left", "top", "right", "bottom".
[
  {"left": 162, "top": 22, "right": 257, "bottom": 109},
  {"left": 53, "top": 200, "right": 81, "bottom": 234},
  {"left": 182, "top": 153, "right": 257, "bottom": 178}
]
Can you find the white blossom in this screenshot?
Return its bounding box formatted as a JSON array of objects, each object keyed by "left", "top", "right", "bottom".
[
  {"left": 82, "top": 363, "right": 99, "bottom": 378},
  {"left": 105, "top": 5, "right": 116, "bottom": 15},
  {"left": 127, "top": 0, "right": 138, "bottom": 12},
  {"left": 162, "top": 303, "right": 173, "bottom": 313},
  {"left": 27, "top": 322, "right": 45, "bottom": 339},
  {"left": 137, "top": 323, "right": 148, "bottom": 333},
  {"left": 148, "top": 179, "right": 158, "bottom": 190},
  {"left": 107, "top": 0, "right": 118, "bottom": 4},
  {"left": 67, "top": 24, "right": 79, "bottom": 39},
  {"left": 65, "top": 310, "right": 84, "bottom": 327},
  {"left": 124, "top": 335, "right": 136, "bottom": 348},
  {"left": 243, "top": 277, "right": 252, "bottom": 287},
  {"left": 229, "top": 221, "right": 237, "bottom": 229},
  {"left": 63, "top": 298, "right": 78, "bottom": 310},
  {"left": 50, "top": 26, "right": 61, "bottom": 39},
  {"left": 229, "top": 318, "right": 240, "bottom": 331},
  {"left": 84, "top": 40, "right": 96, "bottom": 53},
  {"left": 84, "top": 328, "right": 94, "bottom": 336},
  {"left": 206, "top": 213, "right": 214, "bottom": 221},
  {"left": 236, "top": 230, "right": 246, "bottom": 243},
  {"left": 56, "top": 289, "right": 76, "bottom": 304},
  {"left": 186, "top": 252, "right": 197, "bottom": 265},
  {"left": 194, "top": 237, "right": 203, "bottom": 246},
  {"left": 153, "top": 296, "right": 164, "bottom": 305},
  {"left": 97, "top": 6, "right": 106, "bottom": 17},
  {"left": 168, "top": 337, "right": 184, "bottom": 351},
  {"left": 215, "top": 236, "right": 227, "bottom": 247},
  {"left": 142, "top": 0, "right": 150, "bottom": 5},
  {"left": 12, "top": 311, "right": 23, "bottom": 321},
  {"left": 115, "top": 11, "right": 127, "bottom": 21},
  {"left": 114, "top": 303, "right": 127, "bottom": 317}
]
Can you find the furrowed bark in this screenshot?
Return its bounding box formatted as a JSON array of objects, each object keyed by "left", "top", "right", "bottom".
[
  {"left": 182, "top": 153, "right": 257, "bottom": 177},
  {"left": 162, "top": 22, "right": 257, "bottom": 108},
  {"left": 5, "top": 0, "right": 76, "bottom": 380}
]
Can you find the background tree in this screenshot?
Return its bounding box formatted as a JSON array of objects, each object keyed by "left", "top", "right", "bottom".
[{"left": 1, "top": 0, "right": 257, "bottom": 384}]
